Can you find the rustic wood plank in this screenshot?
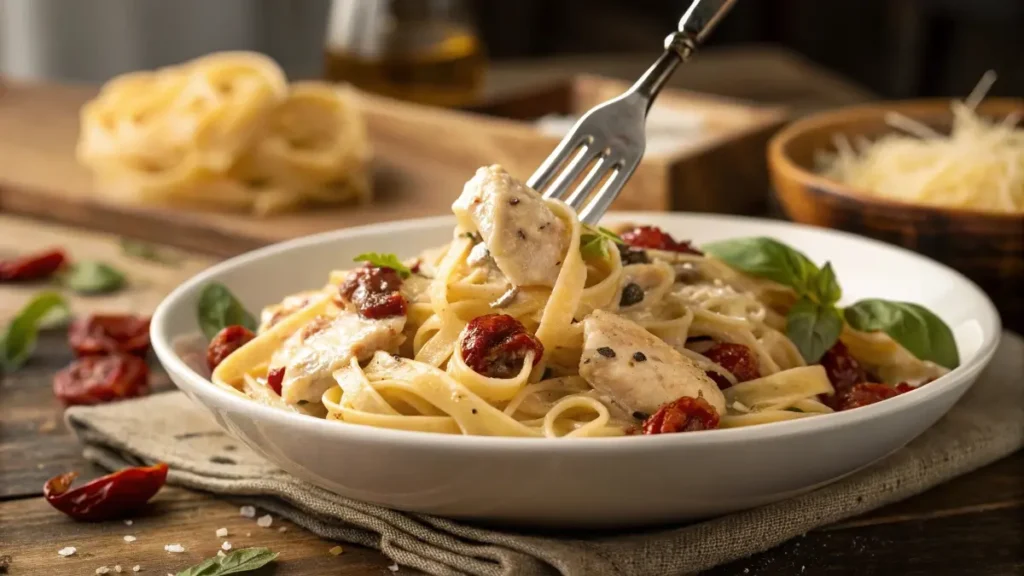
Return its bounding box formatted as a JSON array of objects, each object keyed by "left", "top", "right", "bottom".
[{"left": 0, "top": 487, "right": 420, "bottom": 575}]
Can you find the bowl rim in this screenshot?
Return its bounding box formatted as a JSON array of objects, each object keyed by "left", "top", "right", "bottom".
[
  {"left": 150, "top": 211, "right": 1003, "bottom": 454},
  {"left": 768, "top": 97, "right": 1024, "bottom": 221}
]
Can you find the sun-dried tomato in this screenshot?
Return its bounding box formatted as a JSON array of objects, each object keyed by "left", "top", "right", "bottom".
[
  {"left": 460, "top": 314, "right": 544, "bottom": 378},
  {"left": 834, "top": 382, "right": 916, "bottom": 411},
  {"left": 818, "top": 341, "right": 870, "bottom": 409},
  {"left": 68, "top": 315, "right": 151, "bottom": 357},
  {"left": 0, "top": 248, "right": 67, "bottom": 282},
  {"left": 702, "top": 342, "right": 760, "bottom": 389},
  {"left": 267, "top": 366, "right": 285, "bottom": 396},
  {"left": 44, "top": 462, "right": 168, "bottom": 521},
  {"left": 642, "top": 395, "right": 720, "bottom": 434},
  {"left": 621, "top": 226, "right": 702, "bottom": 255},
  {"left": 206, "top": 325, "right": 256, "bottom": 371},
  {"left": 338, "top": 265, "right": 407, "bottom": 319},
  {"left": 53, "top": 354, "right": 149, "bottom": 406}
]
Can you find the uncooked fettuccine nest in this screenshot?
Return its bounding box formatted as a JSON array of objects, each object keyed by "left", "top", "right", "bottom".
[{"left": 76, "top": 51, "right": 372, "bottom": 216}]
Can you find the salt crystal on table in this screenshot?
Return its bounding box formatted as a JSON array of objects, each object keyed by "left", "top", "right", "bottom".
[
  {"left": 114, "top": 566, "right": 123, "bottom": 573},
  {"left": 221, "top": 541, "right": 232, "bottom": 551},
  {"left": 96, "top": 567, "right": 110, "bottom": 574},
  {"left": 132, "top": 567, "right": 140, "bottom": 573},
  {"left": 124, "top": 520, "right": 133, "bottom": 526},
  {"left": 215, "top": 527, "right": 228, "bottom": 538},
  {"left": 124, "top": 535, "right": 136, "bottom": 543},
  {"left": 388, "top": 563, "right": 400, "bottom": 572},
  {"left": 256, "top": 514, "right": 273, "bottom": 528},
  {"left": 239, "top": 506, "right": 256, "bottom": 518},
  {"left": 217, "top": 551, "right": 226, "bottom": 557},
  {"left": 164, "top": 544, "right": 185, "bottom": 553},
  {"left": 58, "top": 547, "right": 76, "bottom": 557}
]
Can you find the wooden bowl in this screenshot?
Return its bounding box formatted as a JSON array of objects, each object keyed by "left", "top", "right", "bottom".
[{"left": 768, "top": 98, "right": 1024, "bottom": 332}]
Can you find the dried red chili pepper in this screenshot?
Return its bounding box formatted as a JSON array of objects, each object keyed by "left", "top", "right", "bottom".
[
  {"left": 69, "top": 314, "right": 151, "bottom": 357},
  {"left": 53, "top": 354, "right": 150, "bottom": 406},
  {"left": 621, "top": 226, "right": 702, "bottom": 255},
  {"left": 206, "top": 325, "right": 256, "bottom": 371},
  {"left": 0, "top": 248, "right": 67, "bottom": 282},
  {"left": 641, "top": 395, "right": 720, "bottom": 434},
  {"left": 44, "top": 462, "right": 168, "bottom": 521}
]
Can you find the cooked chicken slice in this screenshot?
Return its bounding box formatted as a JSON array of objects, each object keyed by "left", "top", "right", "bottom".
[
  {"left": 258, "top": 290, "right": 322, "bottom": 333},
  {"left": 579, "top": 310, "right": 726, "bottom": 416},
  {"left": 452, "top": 165, "right": 568, "bottom": 287},
  {"left": 271, "top": 312, "right": 405, "bottom": 405}
]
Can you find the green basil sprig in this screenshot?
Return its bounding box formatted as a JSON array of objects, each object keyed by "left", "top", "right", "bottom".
[
  {"left": 197, "top": 283, "right": 257, "bottom": 340},
  {"left": 353, "top": 252, "right": 411, "bottom": 278},
  {"left": 703, "top": 237, "right": 959, "bottom": 368},
  {"left": 176, "top": 547, "right": 278, "bottom": 576},
  {"left": 0, "top": 292, "right": 69, "bottom": 371},
  {"left": 60, "top": 261, "right": 126, "bottom": 295},
  {"left": 579, "top": 225, "right": 624, "bottom": 260},
  {"left": 845, "top": 299, "right": 959, "bottom": 369},
  {"left": 121, "top": 237, "right": 180, "bottom": 266}
]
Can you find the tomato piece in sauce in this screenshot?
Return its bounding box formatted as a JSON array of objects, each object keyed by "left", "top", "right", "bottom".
[
  {"left": 621, "top": 226, "right": 702, "bottom": 255},
  {"left": 338, "top": 265, "right": 407, "bottom": 319},
  {"left": 641, "top": 395, "right": 720, "bottom": 434},
  {"left": 702, "top": 342, "right": 760, "bottom": 390},
  {"left": 460, "top": 314, "right": 543, "bottom": 379},
  {"left": 53, "top": 354, "right": 150, "bottom": 406},
  {"left": 206, "top": 325, "right": 256, "bottom": 371},
  {"left": 68, "top": 315, "right": 151, "bottom": 357}
]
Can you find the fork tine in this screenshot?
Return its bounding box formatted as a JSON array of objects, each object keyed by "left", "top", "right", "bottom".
[
  {"left": 527, "top": 134, "right": 590, "bottom": 192},
  {"left": 579, "top": 159, "right": 640, "bottom": 224},
  {"left": 565, "top": 155, "right": 614, "bottom": 211},
  {"left": 542, "top": 143, "right": 604, "bottom": 200}
]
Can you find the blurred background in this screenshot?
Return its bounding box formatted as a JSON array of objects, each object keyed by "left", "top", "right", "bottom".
[{"left": 2, "top": 0, "right": 1020, "bottom": 100}]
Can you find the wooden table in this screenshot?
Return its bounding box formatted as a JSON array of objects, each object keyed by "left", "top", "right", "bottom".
[{"left": 2, "top": 51, "right": 1022, "bottom": 575}]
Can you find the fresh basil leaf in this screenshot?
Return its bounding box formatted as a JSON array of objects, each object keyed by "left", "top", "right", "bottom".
[
  {"left": 786, "top": 296, "right": 843, "bottom": 363},
  {"left": 703, "top": 237, "right": 820, "bottom": 293},
  {"left": 176, "top": 547, "right": 278, "bottom": 576},
  {"left": 810, "top": 262, "right": 842, "bottom": 305},
  {"left": 0, "top": 292, "right": 69, "bottom": 371},
  {"left": 596, "top": 226, "right": 625, "bottom": 245},
  {"left": 60, "top": 261, "right": 126, "bottom": 295},
  {"left": 197, "top": 283, "right": 257, "bottom": 341},
  {"left": 579, "top": 233, "right": 609, "bottom": 259},
  {"left": 120, "top": 238, "right": 180, "bottom": 266},
  {"left": 352, "top": 252, "right": 411, "bottom": 278},
  {"left": 844, "top": 299, "right": 960, "bottom": 369}
]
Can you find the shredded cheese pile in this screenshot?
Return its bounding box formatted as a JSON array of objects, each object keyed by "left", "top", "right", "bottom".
[{"left": 817, "top": 71, "right": 1023, "bottom": 213}]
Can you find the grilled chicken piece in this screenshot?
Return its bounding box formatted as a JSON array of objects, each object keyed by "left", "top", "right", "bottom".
[
  {"left": 579, "top": 310, "right": 726, "bottom": 416},
  {"left": 271, "top": 312, "right": 405, "bottom": 405},
  {"left": 452, "top": 165, "right": 568, "bottom": 287}
]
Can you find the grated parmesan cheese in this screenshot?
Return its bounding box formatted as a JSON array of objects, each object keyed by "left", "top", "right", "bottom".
[{"left": 818, "top": 70, "right": 1023, "bottom": 213}]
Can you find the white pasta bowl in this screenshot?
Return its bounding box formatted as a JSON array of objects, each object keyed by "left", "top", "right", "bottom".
[{"left": 151, "top": 212, "right": 1001, "bottom": 528}]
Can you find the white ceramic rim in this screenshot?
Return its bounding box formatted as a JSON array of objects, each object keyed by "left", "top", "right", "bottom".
[{"left": 151, "top": 212, "right": 1003, "bottom": 453}]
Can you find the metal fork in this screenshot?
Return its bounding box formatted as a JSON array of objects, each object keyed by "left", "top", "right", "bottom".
[{"left": 526, "top": 0, "right": 738, "bottom": 224}]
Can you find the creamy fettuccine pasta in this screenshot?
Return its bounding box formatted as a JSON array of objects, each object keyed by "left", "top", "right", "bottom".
[{"left": 206, "top": 165, "right": 951, "bottom": 438}]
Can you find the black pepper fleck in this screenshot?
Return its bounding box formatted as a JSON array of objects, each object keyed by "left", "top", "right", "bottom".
[
  {"left": 509, "top": 197, "right": 520, "bottom": 205},
  {"left": 539, "top": 223, "right": 549, "bottom": 230},
  {"left": 632, "top": 411, "right": 650, "bottom": 421},
  {"left": 633, "top": 351, "right": 647, "bottom": 362},
  {"left": 472, "top": 409, "right": 478, "bottom": 414},
  {"left": 517, "top": 230, "right": 527, "bottom": 240},
  {"left": 597, "top": 346, "right": 616, "bottom": 358},
  {"left": 619, "top": 283, "right": 644, "bottom": 307}
]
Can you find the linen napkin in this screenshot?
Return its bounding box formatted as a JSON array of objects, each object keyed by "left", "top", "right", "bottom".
[{"left": 65, "top": 332, "right": 1024, "bottom": 576}]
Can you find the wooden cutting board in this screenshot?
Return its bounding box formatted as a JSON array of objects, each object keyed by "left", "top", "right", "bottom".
[{"left": 0, "top": 80, "right": 784, "bottom": 257}]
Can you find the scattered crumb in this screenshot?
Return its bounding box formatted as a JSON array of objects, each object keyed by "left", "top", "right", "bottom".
[
  {"left": 124, "top": 535, "right": 136, "bottom": 543},
  {"left": 239, "top": 505, "right": 256, "bottom": 518},
  {"left": 328, "top": 546, "right": 344, "bottom": 556},
  {"left": 217, "top": 551, "right": 226, "bottom": 557},
  {"left": 115, "top": 566, "right": 123, "bottom": 574},
  {"left": 278, "top": 526, "right": 287, "bottom": 533},
  {"left": 58, "top": 547, "right": 76, "bottom": 557},
  {"left": 388, "top": 563, "right": 399, "bottom": 572},
  {"left": 124, "top": 519, "right": 133, "bottom": 526},
  {"left": 256, "top": 514, "right": 273, "bottom": 528},
  {"left": 215, "top": 527, "right": 228, "bottom": 538},
  {"left": 38, "top": 418, "right": 58, "bottom": 433},
  {"left": 96, "top": 567, "right": 110, "bottom": 575},
  {"left": 132, "top": 567, "right": 140, "bottom": 573},
  {"left": 163, "top": 544, "right": 185, "bottom": 553},
  {"left": 221, "top": 541, "right": 232, "bottom": 551}
]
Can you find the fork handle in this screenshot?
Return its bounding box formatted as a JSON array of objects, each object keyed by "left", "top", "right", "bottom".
[{"left": 629, "top": 0, "right": 738, "bottom": 108}]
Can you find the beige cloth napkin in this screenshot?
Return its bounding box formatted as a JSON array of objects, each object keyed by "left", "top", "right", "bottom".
[{"left": 65, "top": 332, "right": 1024, "bottom": 576}]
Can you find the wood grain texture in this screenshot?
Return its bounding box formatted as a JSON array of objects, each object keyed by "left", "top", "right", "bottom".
[
  {"left": 0, "top": 72, "right": 781, "bottom": 258},
  {"left": 768, "top": 98, "right": 1024, "bottom": 332},
  {"left": 0, "top": 487, "right": 418, "bottom": 576}
]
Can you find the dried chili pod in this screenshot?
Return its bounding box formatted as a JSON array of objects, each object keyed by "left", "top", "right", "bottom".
[{"left": 43, "top": 462, "right": 168, "bottom": 521}]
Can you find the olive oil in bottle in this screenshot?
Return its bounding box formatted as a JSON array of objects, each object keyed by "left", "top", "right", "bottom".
[{"left": 325, "top": 0, "right": 485, "bottom": 108}]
